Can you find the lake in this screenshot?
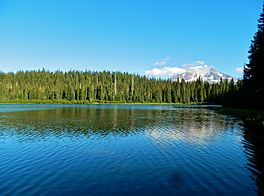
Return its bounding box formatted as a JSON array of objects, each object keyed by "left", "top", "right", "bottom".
[{"left": 0, "top": 104, "right": 263, "bottom": 195}]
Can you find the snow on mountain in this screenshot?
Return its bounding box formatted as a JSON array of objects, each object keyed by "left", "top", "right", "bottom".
[{"left": 169, "top": 65, "right": 236, "bottom": 83}]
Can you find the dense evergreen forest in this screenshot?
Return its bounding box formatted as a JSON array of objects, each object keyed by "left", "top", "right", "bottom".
[{"left": 0, "top": 70, "right": 240, "bottom": 104}]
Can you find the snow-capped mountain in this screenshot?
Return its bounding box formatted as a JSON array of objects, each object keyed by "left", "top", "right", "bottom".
[{"left": 171, "top": 65, "right": 236, "bottom": 83}]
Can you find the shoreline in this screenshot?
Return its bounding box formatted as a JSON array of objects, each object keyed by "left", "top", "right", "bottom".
[
  {"left": 0, "top": 100, "right": 263, "bottom": 127},
  {"left": 0, "top": 99, "right": 209, "bottom": 105}
]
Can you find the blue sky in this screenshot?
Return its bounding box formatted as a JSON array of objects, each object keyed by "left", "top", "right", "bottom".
[{"left": 0, "top": 0, "right": 262, "bottom": 78}]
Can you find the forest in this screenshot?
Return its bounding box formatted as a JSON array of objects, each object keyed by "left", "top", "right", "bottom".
[{"left": 0, "top": 70, "right": 240, "bottom": 104}]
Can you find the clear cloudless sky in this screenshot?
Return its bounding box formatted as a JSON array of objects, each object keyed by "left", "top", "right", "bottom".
[{"left": 0, "top": 0, "right": 263, "bottom": 78}]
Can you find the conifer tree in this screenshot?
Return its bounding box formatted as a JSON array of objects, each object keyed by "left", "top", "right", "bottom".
[{"left": 244, "top": 4, "right": 264, "bottom": 88}]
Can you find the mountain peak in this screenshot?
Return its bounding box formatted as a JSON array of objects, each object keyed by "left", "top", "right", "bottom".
[{"left": 171, "top": 66, "right": 236, "bottom": 83}]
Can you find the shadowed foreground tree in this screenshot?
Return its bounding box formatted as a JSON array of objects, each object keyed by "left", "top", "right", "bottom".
[
  {"left": 244, "top": 4, "right": 264, "bottom": 88},
  {"left": 227, "top": 4, "right": 264, "bottom": 110}
]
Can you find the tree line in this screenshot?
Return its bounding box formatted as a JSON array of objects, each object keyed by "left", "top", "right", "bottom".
[{"left": 0, "top": 70, "right": 240, "bottom": 104}]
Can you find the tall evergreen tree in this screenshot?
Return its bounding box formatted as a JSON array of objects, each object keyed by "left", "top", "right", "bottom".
[{"left": 244, "top": 4, "right": 264, "bottom": 88}]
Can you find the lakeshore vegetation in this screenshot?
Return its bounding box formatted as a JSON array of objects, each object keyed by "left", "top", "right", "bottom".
[{"left": 0, "top": 70, "right": 239, "bottom": 104}]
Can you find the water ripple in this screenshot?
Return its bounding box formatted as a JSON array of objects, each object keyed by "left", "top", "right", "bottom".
[{"left": 0, "top": 104, "right": 261, "bottom": 195}]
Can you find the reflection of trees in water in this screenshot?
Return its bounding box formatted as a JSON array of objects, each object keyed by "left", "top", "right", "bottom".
[
  {"left": 243, "top": 124, "right": 264, "bottom": 195},
  {"left": 1, "top": 108, "right": 234, "bottom": 143},
  {"left": 1, "top": 107, "right": 264, "bottom": 193},
  {"left": 1, "top": 108, "right": 150, "bottom": 137}
]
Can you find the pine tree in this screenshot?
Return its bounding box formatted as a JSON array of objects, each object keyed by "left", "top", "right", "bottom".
[{"left": 244, "top": 4, "right": 264, "bottom": 88}]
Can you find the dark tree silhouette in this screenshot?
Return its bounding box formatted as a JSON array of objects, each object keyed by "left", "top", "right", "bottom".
[
  {"left": 244, "top": 4, "right": 264, "bottom": 88},
  {"left": 234, "top": 4, "right": 264, "bottom": 110}
]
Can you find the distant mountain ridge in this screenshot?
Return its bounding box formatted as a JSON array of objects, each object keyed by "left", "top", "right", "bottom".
[{"left": 171, "top": 65, "right": 236, "bottom": 83}]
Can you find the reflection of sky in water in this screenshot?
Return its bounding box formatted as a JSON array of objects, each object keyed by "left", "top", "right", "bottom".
[
  {"left": 0, "top": 103, "right": 221, "bottom": 113},
  {"left": 0, "top": 104, "right": 56, "bottom": 112},
  {"left": 0, "top": 104, "right": 262, "bottom": 195}
]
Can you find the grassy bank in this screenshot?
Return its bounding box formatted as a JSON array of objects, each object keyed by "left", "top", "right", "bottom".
[
  {"left": 0, "top": 99, "right": 127, "bottom": 104},
  {"left": 0, "top": 99, "right": 202, "bottom": 105}
]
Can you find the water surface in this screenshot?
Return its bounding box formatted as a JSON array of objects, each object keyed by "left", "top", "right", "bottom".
[{"left": 0, "top": 104, "right": 263, "bottom": 195}]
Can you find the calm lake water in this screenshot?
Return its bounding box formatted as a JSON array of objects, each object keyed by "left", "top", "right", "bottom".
[{"left": 0, "top": 104, "right": 263, "bottom": 195}]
